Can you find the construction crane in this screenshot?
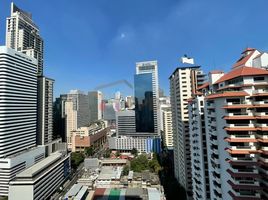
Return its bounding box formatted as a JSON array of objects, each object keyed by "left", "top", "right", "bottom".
[{"left": 94, "top": 79, "right": 133, "bottom": 90}]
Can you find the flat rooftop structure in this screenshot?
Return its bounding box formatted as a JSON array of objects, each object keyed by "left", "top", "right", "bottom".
[
  {"left": 101, "top": 159, "right": 127, "bottom": 165},
  {"left": 98, "top": 166, "right": 122, "bottom": 180},
  {"left": 65, "top": 183, "right": 83, "bottom": 198},
  {"left": 148, "top": 188, "right": 161, "bottom": 200},
  {"left": 74, "top": 185, "right": 88, "bottom": 200},
  {"left": 16, "top": 152, "right": 62, "bottom": 178}
]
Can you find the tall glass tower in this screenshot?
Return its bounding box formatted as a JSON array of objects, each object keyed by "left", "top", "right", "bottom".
[{"left": 135, "top": 61, "right": 160, "bottom": 135}]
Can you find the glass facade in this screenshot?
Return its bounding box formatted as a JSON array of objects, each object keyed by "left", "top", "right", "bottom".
[{"left": 134, "top": 73, "right": 154, "bottom": 133}]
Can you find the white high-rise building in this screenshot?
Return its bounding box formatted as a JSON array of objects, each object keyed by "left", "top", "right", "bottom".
[
  {"left": 135, "top": 61, "right": 160, "bottom": 135},
  {"left": 169, "top": 60, "right": 205, "bottom": 199},
  {"left": 188, "top": 95, "right": 210, "bottom": 200},
  {"left": 0, "top": 46, "right": 38, "bottom": 157},
  {"left": 88, "top": 91, "right": 102, "bottom": 122},
  {"left": 37, "top": 76, "right": 54, "bottom": 145},
  {"left": 6, "top": 2, "right": 44, "bottom": 76},
  {"left": 0, "top": 46, "right": 44, "bottom": 196},
  {"left": 162, "top": 107, "right": 173, "bottom": 149}
]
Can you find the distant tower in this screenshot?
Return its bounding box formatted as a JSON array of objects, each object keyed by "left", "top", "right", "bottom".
[{"left": 6, "top": 2, "right": 44, "bottom": 75}]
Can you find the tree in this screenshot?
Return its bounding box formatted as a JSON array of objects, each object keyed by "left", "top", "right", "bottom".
[
  {"left": 104, "top": 149, "right": 111, "bottom": 158},
  {"left": 131, "top": 148, "right": 138, "bottom": 157},
  {"left": 122, "top": 165, "right": 130, "bottom": 176},
  {"left": 71, "top": 152, "right": 84, "bottom": 169},
  {"left": 130, "top": 154, "right": 149, "bottom": 172},
  {"left": 115, "top": 151, "right": 120, "bottom": 157},
  {"left": 85, "top": 146, "right": 94, "bottom": 157}
]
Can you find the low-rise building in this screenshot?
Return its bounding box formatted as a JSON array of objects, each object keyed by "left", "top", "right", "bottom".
[
  {"left": 9, "top": 152, "right": 71, "bottom": 200},
  {"left": 70, "top": 121, "right": 108, "bottom": 152}
]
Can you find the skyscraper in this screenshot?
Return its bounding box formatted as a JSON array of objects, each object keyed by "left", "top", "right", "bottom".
[
  {"left": 0, "top": 3, "right": 70, "bottom": 198},
  {"left": 65, "top": 90, "right": 90, "bottom": 149},
  {"left": 169, "top": 60, "right": 205, "bottom": 199},
  {"left": 37, "top": 76, "right": 54, "bottom": 145},
  {"left": 0, "top": 46, "right": 38, "bottom": 157},
  {"left": 53, "top": 94, "right": 68, "bottom": 142},
  {"left": 6, "top": 2, "right": 44, "bottom": 76},
  {"left": 135, "top": 61, "right": 160, "bottom": 135},
  {"left": 88, "top": 91, "right": 102, "bottom": 122}
]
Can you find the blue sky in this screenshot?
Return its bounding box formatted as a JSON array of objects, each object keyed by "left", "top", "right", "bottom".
[{"left": 1, "top": 0, "right": 268, "bottom": 98}]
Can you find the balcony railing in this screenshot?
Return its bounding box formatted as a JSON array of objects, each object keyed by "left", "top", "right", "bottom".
[
  {"left": 230, "top": 146, "right": 256, "bottom": 151},
  {"left": 255, "top": 112, "right": 268, "bottom": 116},
  {"left": 227, "top": 112, "right": 253, "bottom": 116},
  {"left": 253, "top": 89, "right": 268, "bottom": 94},
  {"left": 227, "top": 124, "right": 254, "bottom": 128},
  {"left": 231, "top": 157, "right": 257, "bottom": 162},
  {"left": 230, "top": 135, "right": 255, "bottom": 139},
  {"left": 254, "top": 100, "right": 268, "bottom": 105}
]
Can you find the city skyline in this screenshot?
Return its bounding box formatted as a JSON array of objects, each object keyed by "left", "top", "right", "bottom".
[{"left": 2, "top": 0, "right": 268, "bottom": 98}]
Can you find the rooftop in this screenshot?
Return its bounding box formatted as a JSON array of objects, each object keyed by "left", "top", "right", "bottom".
[
  {"left": 16, "top": 152, "right": 62, "bottom": 178},
  {"left": 215, "top": 66, "right": 268, "bottom": 84}
]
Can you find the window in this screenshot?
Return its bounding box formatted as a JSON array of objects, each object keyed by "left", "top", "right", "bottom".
[{"left": 254, "top": 76, "right": 265, "bottom": 81}]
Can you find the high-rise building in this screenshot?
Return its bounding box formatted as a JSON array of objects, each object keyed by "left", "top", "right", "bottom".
[
  {"left": 125, "top": 96, "right": 134, "bottom": 108},
  {"left": 169, "top": 60, "right": 205, "bottom": 198},
  {"left": 116, "top": 110, "right": 136, "bottom": 136},
  {"left": 1, "top": 3, "right": 70, "bottom": 198},
  {"left": 0, "top": 46, "right": 46, "bottom": 196},
  {"left": 188, "top": 94, "right": 210, "bottom": 200},
  {"left": 65, "top": 90, "right": 90, "bottom": 149},
  {"left": 6, "top": 2, "right": 44, "bottom": 76},
  {"left": 53, "top": 94, "right": 68, "bottom": 142},
  {"left": 0, "top": 46, "right": 38, "bottom": 158},
  {"left": 88, "top": 91, "right": 102, "bottom": 122},
  {"left": 162, "top": 107, "right": 173, "bottom": 149},
  {"left": 135, "top": 61, "right": 160, "bottom": 135},
  {"left": 197, "top": 48, "right": 268, "bottom": 200},
  {"left": 37, "top": 76, "right": 54, "bottom": 145}
]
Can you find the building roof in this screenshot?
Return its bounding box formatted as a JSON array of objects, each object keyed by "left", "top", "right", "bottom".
[
  {"left": 65, "top": 183, "right": 83, "bottom": 198},
  {"left": 148, "top": 188, "right": 161, "bottom": 200},
  {"left": 197, "top": 82, "right": 209, "bottom": 90},
  {"left": 232, "top": 48, "right": 256, "bottom": 68},
  {"left": 206, "top": 91, "right": 249, "bottom": 99},
  {"left": 16, "top": 152, "right": 62, "bottom": 178},
  {"left": 74, "top": 186, "right": 88, "bottom": 200},
  {"left": 169, "top": 64, "right": 201, "bottom": 79},
  {"left": 215, "top": 66, "right": 268, "bottom": 84},
  {"left": 101, "top": 159, "right": 127, "bottom": 164}
]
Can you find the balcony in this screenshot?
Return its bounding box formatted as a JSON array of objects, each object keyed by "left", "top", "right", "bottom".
[
  {"left": 227, "top": 168, "right": 259, "bottom": 178},
  {"left": 255, "top": 123, "right": 268, "bottom": 131},
  {"left": 228, "top": 191, "right": 261, "bottom": 200},
  {"left": 256, "top": 134, "right": 268, "bottom": 142},
  {"left": 228, "top": 179, "right": 261, "bottom": 190},
  {"left": 252, "top": 89, "right": 268, "bottom": 95},
  {"left": 255, "top": 112, "right": 268, "bottom": 117},
  {"left": 258, "top": 156, "right": 268, "bottom": 164},
  {"left": 226, "top": 146, "right": 258, "bottom": 155},
  {"left": 261, "top": 146, "right": 268, "bottom": 154},
  {"left": 225, "top": 123, "right": 257, "bottom": 131},
  {"left": 225, "top": 134, "right": 257, "bottom": 143},
  {"left": 254, "top": 100, "right": 268, "bottom": 105}
]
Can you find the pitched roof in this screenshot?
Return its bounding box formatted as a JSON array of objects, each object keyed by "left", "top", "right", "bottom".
[
  {"left": 206, "top": 91, "right": 249, "bottom": 99},
  {"left": 197, "top": 82, "right": 209, "bottom": 90},
  {"left": 233, "top": 49, "right": 256, "bottom": 68},
  {"left": 215, "top": 66, "right": 268, "bottom": 84}
]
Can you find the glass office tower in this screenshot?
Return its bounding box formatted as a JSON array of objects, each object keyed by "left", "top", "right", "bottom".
[{"left": 134, "top": 73, "right": 154, "bottom": 133}]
